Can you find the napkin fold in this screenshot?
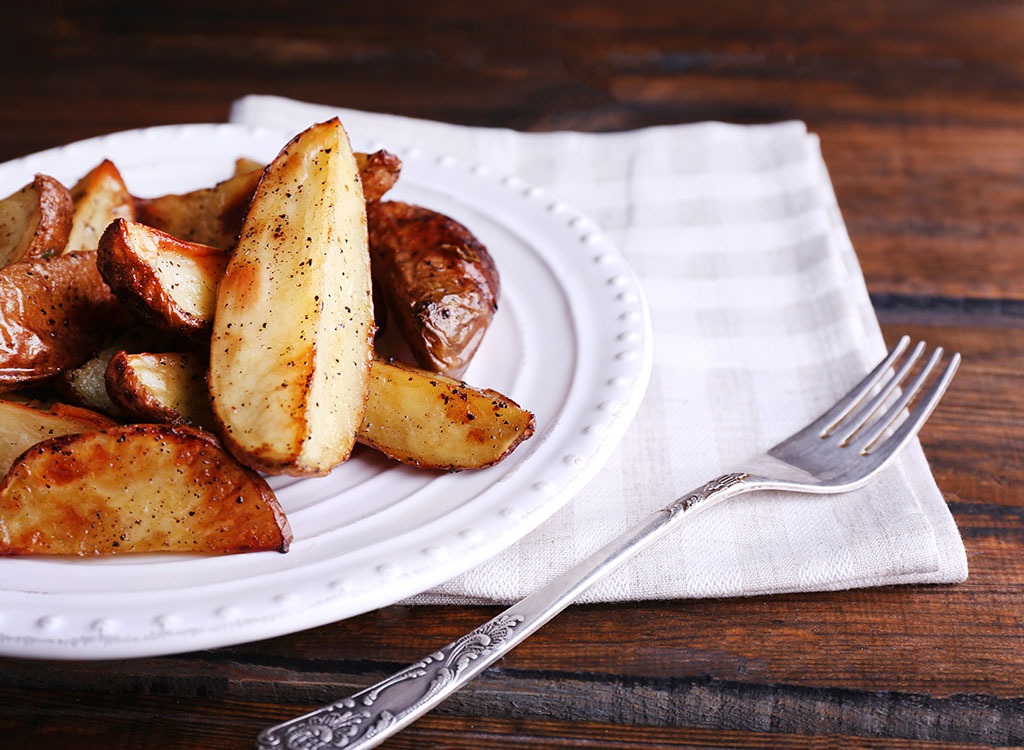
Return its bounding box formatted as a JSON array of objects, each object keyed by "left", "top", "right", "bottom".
[{"left": 230, "top": 95, "right": 967, "bottom": 604}]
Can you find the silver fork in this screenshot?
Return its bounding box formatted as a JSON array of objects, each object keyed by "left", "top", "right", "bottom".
[{"left": 256, "top": 336, "right": 960, "bottom": 750}]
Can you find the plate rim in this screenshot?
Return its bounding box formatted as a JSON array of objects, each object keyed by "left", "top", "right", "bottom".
[{"left": 0, "top": 122, "right": 653, "bottom": 659}]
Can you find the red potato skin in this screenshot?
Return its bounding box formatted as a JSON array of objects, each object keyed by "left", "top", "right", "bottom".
[
  {"left": 29, "top": 174, "right": 75, "bottom": 259},
  {"left": 97, "top": 218, "right": 228, "bottom": 343},
  {"left": 0, "top": 251, "right": 124, "bottom": 391},
  {"left": 358, "top": 149, "right": 402, "bottom": 203},
  {"left": 367, "top": 201, "right": 499, "bottom": 377},
  {"left": 0, "top": 174, "right": 74, "bottom": 267}
]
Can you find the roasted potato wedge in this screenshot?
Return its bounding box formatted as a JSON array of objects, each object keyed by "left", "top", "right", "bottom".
[
  {"left": 66, "top": 159, "right": 135, "bottom": 253},
  {"left": 0, "top": 398, "right": 117, "bottom": 477},
  {"left": 98, "top": 218, "right": 228, "bottom": 342},
  {"left": 0, "top": 423, "right": 291, "bottom": 556},
  {"left": 135, "top": 167, "right": 262, "bottom": 250},
  {"left": 106, "top": 350, "right": 214, "bottom": 429},
  {"left": 360, "top": 360, "right": 535, "bottom": 470},
  {"left": 356, "top": 149, "right": 402, "bottom": 203},
  {"left": 233, "top": 157, "right": 263, "bottom": 176},
  {"left": 0, "top": 174, "right": 73, "bottom": 266},
  {"left": 0, "top": 251, "right": 124, "bottom": 391},
  {"left": 367, "top": 201, "right": 499, "bottom": 377},
  {"left": 209, "top": 118, "right": 375, "bottom": 476}
]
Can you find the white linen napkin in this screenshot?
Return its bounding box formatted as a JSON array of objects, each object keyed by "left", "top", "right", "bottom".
[{"left": 230, "top": 95, "right": 967, "bottom": 604}]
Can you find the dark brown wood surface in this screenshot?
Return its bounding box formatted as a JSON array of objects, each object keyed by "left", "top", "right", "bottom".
[{"left": 2, "top": 1, "right": 1022, "bottom": 747}]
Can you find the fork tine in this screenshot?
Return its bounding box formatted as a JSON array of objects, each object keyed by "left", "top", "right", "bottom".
[
  {"left": 817, "top": 336, "right": 911, "bottom": 438},
  {"left": 857, "top": 350, "right": 960, "bottom": 462},
  {"left": 854, "top": 346, "right": 945, "bottom": 454},
  {"left": 837, "top": 340, "right": 926, "bottom": 446}
]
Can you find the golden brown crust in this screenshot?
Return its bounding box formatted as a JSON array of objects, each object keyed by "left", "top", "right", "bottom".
[
  {"left": 0, "top": 423, "right": 291, "bottom": 556},
  {"left": 367, "top": 201, "right": 499, "bottom": 376}
]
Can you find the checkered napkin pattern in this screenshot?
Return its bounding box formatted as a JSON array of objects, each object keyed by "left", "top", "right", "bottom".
[{"left": 230, "top": 96, "right": 967, "bottom": 603}]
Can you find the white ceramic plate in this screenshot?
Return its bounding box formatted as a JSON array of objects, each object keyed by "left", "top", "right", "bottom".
[{"left": 0, "top": 124, "right": 652, "bottom": 659}]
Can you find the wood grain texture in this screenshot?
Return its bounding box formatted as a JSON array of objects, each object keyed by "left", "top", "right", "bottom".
[{"left": 0, "top": 1, "right": 1021, "bottom": 748}]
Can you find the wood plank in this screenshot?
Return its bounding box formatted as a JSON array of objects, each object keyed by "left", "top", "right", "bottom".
[
  {"left": 828, "top": 125, "right": 1024, "bottom": 301},
  {"left": 0, "top": 684, "right": 1009, "bottom": 750}
]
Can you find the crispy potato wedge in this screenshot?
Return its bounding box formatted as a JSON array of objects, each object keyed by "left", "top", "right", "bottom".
[
  {"left": 135, "top": 167, "right": 262, "bottom": 250},
  {"left": 98, "top": 218, "right": 228, "bottom": 342},
  {"left": 0, "top": 399, "right": 117, "bottom": 477},
  {"left": 360, "top": 360, "right": 535, "bottom": 470},
  {"left": 0, "top": 423, "right": 291, "bottom": 556},
  {"left": 209, "top": 118, "right": 375, "bottom": 476},
  {"left": 367, "top": 201, "right": 499, "bottom": 377},
  {"left": 0, "top": 251, "right": 124, "bottom": 391},
  {"left": 356, "top": 149, "right": 402, "bottom": 203},
  {"left": 66, "top": 159, "right": 135, "bottom": 253},
  {"left": 106, "top": 350, "right": 214, "bottom": 429},
  {"left": 233, "top": 157, "right": 263, "bottom": 176},
  {"left": 0, "top": 174, "right": 74, "bottom": 266}
]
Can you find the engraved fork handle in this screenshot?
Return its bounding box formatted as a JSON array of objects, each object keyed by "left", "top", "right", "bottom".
[{"left": 256, "top": 472, "right": 751, "bottom": 750}]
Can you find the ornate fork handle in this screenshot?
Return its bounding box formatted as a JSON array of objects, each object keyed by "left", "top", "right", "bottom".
[{"left": 256, "top": 472, "right": 751, "bottom": 750}]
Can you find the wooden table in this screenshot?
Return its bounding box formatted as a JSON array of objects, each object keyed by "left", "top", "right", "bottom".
[{"left": 2, "top": 2, "right": 1022, "bottom": 747}]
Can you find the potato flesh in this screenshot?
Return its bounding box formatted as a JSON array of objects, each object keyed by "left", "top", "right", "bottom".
[
  {"left": 66, "top": 159, "right": 135, "bottom": 253},
  {"left": 55, "top": 342, "right": 124, "bottom": 416},
  {"left": 361, "top": 360, "right": 535, "bottom": 470},
  {"left": 229, "top": 150, "right": 401, "bottom": 204},
  {"left": 0, "top": 424, "right": 291, "bottom": 556},
  {"left": 106, "top": 350, "right": 214, "bottom": 429},
  {"left": 209, "top": 118, "right": 375, "bottom": 476},
  {"left": 0, "top": 399, "right": 116, "bottom": 477},
  {"left": 0, "top": 175, "right": 73, "bottom": 266},
  {"left": 52, "top": 326, "right": 163, "bottom": 415},
  {"left": 123, "top": 222, "right": 226, "bottom": 318},
  {"left": 0, "top": 182, "right": 39, "bottom": 265},
  {"left": 98, "top": 219, "right": 228, "bottom": 340}
]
